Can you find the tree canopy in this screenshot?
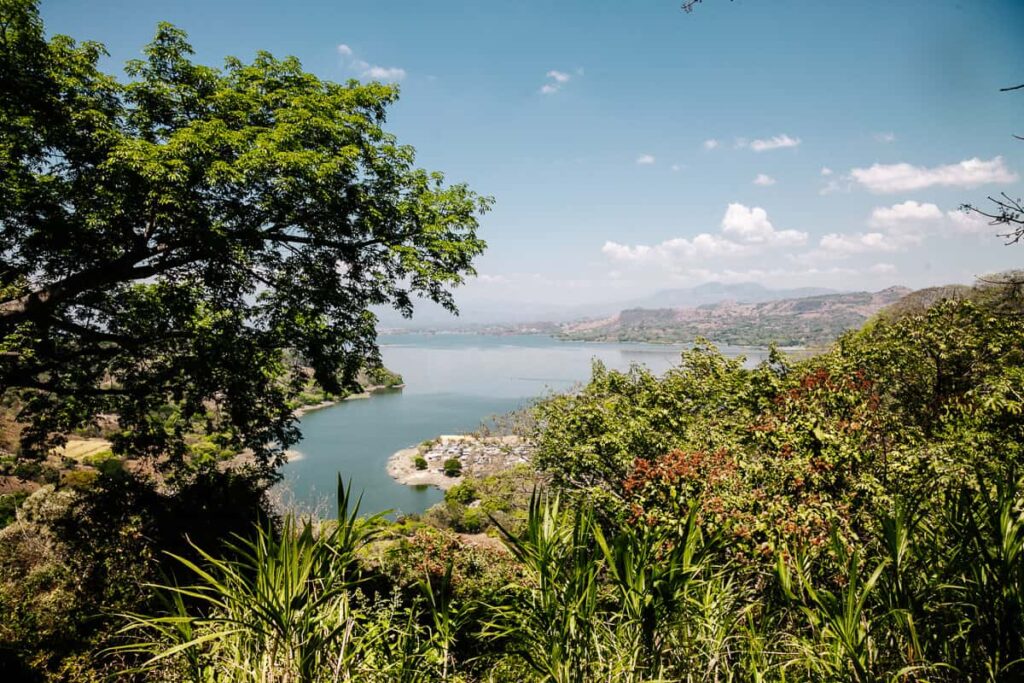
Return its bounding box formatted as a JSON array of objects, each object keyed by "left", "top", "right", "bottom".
[{"left": 0, "top": 0, "right": 490, "bottom": 469}]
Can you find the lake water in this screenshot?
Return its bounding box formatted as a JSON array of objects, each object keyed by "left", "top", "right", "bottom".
[{"left": 281, "top": 335, "right": 769, "bottom": 516}]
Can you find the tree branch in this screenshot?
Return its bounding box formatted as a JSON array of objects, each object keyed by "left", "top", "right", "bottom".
[{"left": 0, "top": 247, "right": 191, "bottom": 324}]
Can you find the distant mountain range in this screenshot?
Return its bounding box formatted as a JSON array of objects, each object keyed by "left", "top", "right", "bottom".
[
  {"left": 556, "top": 287, "right": 912, "bottom": 347},
  {"left": 630, "top": 283, "right": 839, "bottom": 310},
  {"left": 376, "top": 282, "right": 844, "bottom": 330}
]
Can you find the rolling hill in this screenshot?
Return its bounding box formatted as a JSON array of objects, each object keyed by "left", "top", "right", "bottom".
[{"left": 558, "top": 286, "right": 912, "bottom": 347}]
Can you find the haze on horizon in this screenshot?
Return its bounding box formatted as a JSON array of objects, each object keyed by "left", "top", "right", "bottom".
[{"left": 41, "top": 0, "right": 1024, "bottom": 310}]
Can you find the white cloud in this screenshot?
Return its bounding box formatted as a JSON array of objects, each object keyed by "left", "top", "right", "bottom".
[
  {"left": 671, "top": 163, "right": 683, "bottom": 172},
  {"left": 363, "top": 65, "right": 406, "bottom": 80},
  {"left": 745, "top": 134, "right": 801, "bottom": 152},
  {"left": 874, "top": 132, "right": 896, "bottom": 143},
  {"left": 820, "top": 167, "right": 833, "bottom": 176},
  {"left": 947, "top": 209, "right": 995, "bottom": 235},
  {"left": 600, "top": 204, "right": 809, "bottom": 272},
  {"left": 636, "top": 154, "right": 656, "bottom": 165},
  {"left": 540, "top": 69, "right": 578, "bottom": 94},
  {"left": 336, "top": 44, "right": 405, "bottom": 81},
  {"left": 869, "top": 263, "right": 898, "bottom": 275},
  {"left": 602, "top": 233, "right": 746, "bottom": 266},
  {"left": 868, "top": 200, "right": 943, "bottom": 231},
  {"left": 816, "top": 201, "right": 943, "bottom": 257},
  {"left": 819, "top": 232, "right": 904, "bottom": 254},
  {"left": 810, "top": 199, "right": 998, "bottom": 263},
  {"left": 820, "top": 174, "right": 852, "bottom": 195},
  {"left": 753, "top": 173, "right": 776, "bottom": 186},
  {"left": 721, "top": 203, "right": 806, "bottom": 245},
  {"left": 703, "top": 138, "right": 720, "bottom": 150},
  {"left": 850, "top": 156, "right": 1018, "bottom": 193}
]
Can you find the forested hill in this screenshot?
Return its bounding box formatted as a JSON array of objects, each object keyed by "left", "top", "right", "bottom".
[{"left": 557, "top": 286, "right": 911, "bottom": 347}]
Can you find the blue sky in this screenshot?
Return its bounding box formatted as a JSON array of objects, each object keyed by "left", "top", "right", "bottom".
[{"left": 41, "top": 0, "right": 1024, "bottom": 306}]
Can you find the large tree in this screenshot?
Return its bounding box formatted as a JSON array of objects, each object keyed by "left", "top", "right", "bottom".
[{"left": 0, "top": 0, "right": 489, "bottom": 470}]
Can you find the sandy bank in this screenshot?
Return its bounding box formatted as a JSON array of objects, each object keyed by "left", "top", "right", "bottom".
[
  {"left": 386, "top": 447, "right": 462, "bottom": 490},
  {"left": 386, "top": 434, "right": 533, "bottom": 492},
  {"left": 293, "top": 384, "right": 405, "bottom": 418}
]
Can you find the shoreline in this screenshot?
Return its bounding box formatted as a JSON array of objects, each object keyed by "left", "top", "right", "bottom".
[
  {"left": 387, "top": 434, "right": 532, "bottom": 492},
  {"left": 386, "top": 446, "right": 463, "bottom": 490},
  {"left": 293, "top": 384, "right": 405, "bottom": 418}
]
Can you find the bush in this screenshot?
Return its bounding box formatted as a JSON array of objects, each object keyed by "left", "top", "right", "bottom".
[
  {"left": 459, "top": 506, "right": 486, "bottom": 533},
  {"left": 0, "top": 492, "right": 27, "bottom": 528},
  {"left": 61, "top": 469, "right": 98, "bottom": 490},
  {"left": 81, "top": 450, "right": 115, "bottom": 467},
  {"left": 12, "top": 460, "right": 41, "bottom": 480},
  {"left": 446, "top": 482, "right": 477, "bottom": 505},
  {"left": 443, "top": 458, "right": 462, "bottom": 477},
  {"left": 413, "top": 455, "right": 428, "bottom": 470},
  {"left": 0, "top": 469, "right": 277, "bottom": 680}
]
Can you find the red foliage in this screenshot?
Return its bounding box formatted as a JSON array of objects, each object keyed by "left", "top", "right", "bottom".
[{"left": 623, "top": 449, "right": 734, "bottom": 496}]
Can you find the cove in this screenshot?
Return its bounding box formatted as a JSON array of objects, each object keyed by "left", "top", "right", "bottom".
[{"left": 281, "top": 334, "right": 769, "bottom": 516}]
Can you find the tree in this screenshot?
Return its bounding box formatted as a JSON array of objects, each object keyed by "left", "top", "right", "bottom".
[
  {"left": 443, "top": 458, "right": 463, "bottom": 477},
  {"left": 681, "top": 0, "right": 732, "bottom": 12},
  {"left": 962, "top": 193, "right": 1024, "bottom": 246},
  {"left": 0, "top": 0, "right": 490, "bottom": 470},
  {"left": 961, "top": 83, "right": 1024, "bottom": 247}
]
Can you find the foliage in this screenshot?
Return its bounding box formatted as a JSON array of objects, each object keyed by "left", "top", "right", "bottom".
[
  {"left": 428, "top": 464, "right": 539, "bottom": 534},
  {"left": 117, "top": 478, "right": 525, "bottom": 682},
  {"left": 0, "top": 0, "right": 488, "bottom": 471},
  {"left": 443, "top": 458, "right": 463, "bottom": 477},
  {"left": 537, "top": 289, "right": 1024, "bottom": 561},
  {"left": 0, "top": 491, "right": 27, "bottom": 527},
  {"left": 534, "top": 340, "right": 761, "bottom": 518},
  {"left": 413, "top": 455, "right": 428, "bottom": 470},
  {"left": 0, "top": 468, "right": 275, "bottom": 680},
  {"left": 25, "top": 283, "right": 1014, "bottom": 681},
  {"left": 116, "top": 477, "right": 388, "bottom": 681},
  {"left": 119, "top": 469, "right": 1024, "bottom": 681}
]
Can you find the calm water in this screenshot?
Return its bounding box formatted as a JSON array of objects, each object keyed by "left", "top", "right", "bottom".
[{"left": 281, "top": 335, "right": 769, "bottom": 516}]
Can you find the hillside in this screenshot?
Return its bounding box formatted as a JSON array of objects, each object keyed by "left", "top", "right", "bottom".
[
  {"left": 558, "top": 286, "right": 912, "bottom": 346},
  {"left": 632, "top": 282, "right": 838, "bottom": 309}
]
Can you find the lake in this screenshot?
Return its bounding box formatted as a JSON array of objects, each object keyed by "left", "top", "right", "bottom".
[{"left": 281, "top": 334, "right": 770, "bottom": 516}]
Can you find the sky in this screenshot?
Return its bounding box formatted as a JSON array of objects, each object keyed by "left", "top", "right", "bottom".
[{"left": 40, "top": 0, "right": 1024, "bottom": 309}]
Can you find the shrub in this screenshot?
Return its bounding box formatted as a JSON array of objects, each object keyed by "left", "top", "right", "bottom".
[
  {"left": 0, "top": 492, "right": 28, "bottom": 528},
  {"left": 12, "top": 460, "right": 41, "bottom": 480},
  {"left": 413, "top": 455, "right": 428, "bottom": 470},
  {"left": 81, "top": 450, "right": 115, "bottom": 467},
  {"left": 443, "top": 458, "right": 462, "bottom": 477},
  {"left": 446, "top": 482, "right": 477, "bottom": 505},
  {"left": 61, "top": 469, "right": 99, "bottom": 490},
  {"left": 0, "top": 469, "right": 277, "bottom": 680},
  {"left": 460, "top": 506, "right": 486, "bottom": 533}
]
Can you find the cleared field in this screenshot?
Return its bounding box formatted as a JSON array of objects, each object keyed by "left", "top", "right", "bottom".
[{"left": 54, "top": 438, "right": 112, "bottom": 460}]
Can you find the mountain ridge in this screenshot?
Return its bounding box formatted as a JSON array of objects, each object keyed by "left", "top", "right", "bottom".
[{"left": 557, "top": 286, "right": 912, "bottom": 347}]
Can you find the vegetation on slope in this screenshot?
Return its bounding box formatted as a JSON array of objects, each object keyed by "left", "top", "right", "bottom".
[
  {"left": 2, "top": 279, "right": 1018, "bottom": 681},
  {"left": 2, "top": 2, "right": 1022, "bottom": 681}
]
